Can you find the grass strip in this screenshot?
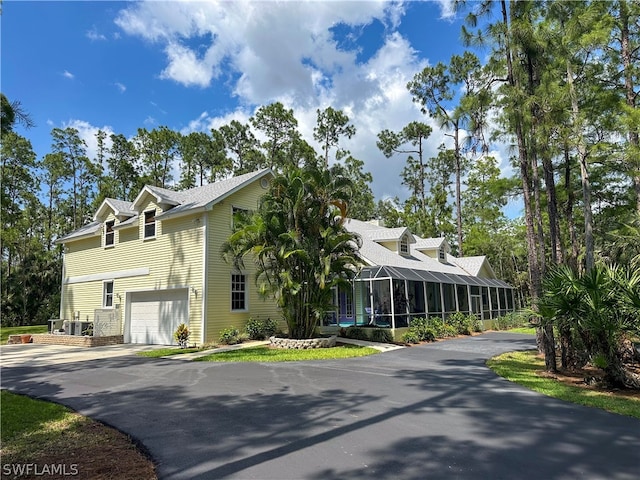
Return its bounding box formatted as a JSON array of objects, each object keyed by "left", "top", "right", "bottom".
[
  {"left": 1, "top": 390, "right": 157, "bottom": 479},
  {"left": 487, "top": 350, "right": 640, "bottom": 419},
  {"left": 507, "top": 327, "right": 536, "bottom": 335},
  {"left": 137, "top": 347, "right": 201, "bottom": 358},
  {"left": 194, "top": 344, "right": 378, "bottom": 362},
  {"left": 1, "top": 325, "right": 48, "bottom": 344}
]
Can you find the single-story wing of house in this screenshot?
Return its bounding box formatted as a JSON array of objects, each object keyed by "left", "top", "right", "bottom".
[{"left": 320, "top": 218, "right": 516, "bottom": 332}]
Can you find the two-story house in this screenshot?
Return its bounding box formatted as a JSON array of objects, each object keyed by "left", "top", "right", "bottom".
[{"left": 56, "top": 169, "right": 280, "bottom": 345}]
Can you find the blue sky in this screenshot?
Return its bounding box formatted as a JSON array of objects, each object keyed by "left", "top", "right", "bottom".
[{"left": 2, "top": 0, "right": 519, "bottom": 216}]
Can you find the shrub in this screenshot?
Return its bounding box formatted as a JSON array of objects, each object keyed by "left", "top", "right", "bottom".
[
  {"left": 402, "top": 331, "right": 420, "bottom": 344},
  {"left": 345, "top": 327, "right": 369, "bottom": 340},
  {"left": 473, "top": 317, "right": 484, "bottom": 332},
  {"left": 219, "top": 328, "right": 241, "bottom": 345},
  {"left": 441, "top": 324, "right": 458, "bottom": 338},
  {"left": 426, "top": 316, "right": 446, "bottom": 337},
  {"left": 407, "top": 317, "right": 436, "bottom": 342},
  {"left": 245, "top": 317, "right": 279, "bottom": 340},
  {"left": 370, "top": 329, "right": 393, "bottom": 344},
  {"left": 447, "top": 312, "right": 479, "bottom": 335},
  {"left": 174, "top": 323, "right": 190, "bottom": 348},
  {"left": 493, "top": 312, "right": 529, "bottom": 331}
]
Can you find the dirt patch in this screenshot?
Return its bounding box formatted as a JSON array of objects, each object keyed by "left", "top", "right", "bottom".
[{"left": 536, "top": 354, "right": 640, "bottom": 400}]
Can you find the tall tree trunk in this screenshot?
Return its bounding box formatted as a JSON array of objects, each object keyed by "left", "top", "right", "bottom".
[
  {"left": 454, "top": 124, "right": 464, "bottom": 256},
  {"left": 564, "top": 145, "right": 580, "bottom": 272},
  {"left": 619, "top": 0, "right": 640, "bottom": 214},
  {"left": 504, "top": 0, "right": 555, "bottom": 371},
  {"left": 542, "top": 151, "right": 564, "bottom": 264},
  {"left": 566, "top": 59, "right": 594, "bottom": 271}
]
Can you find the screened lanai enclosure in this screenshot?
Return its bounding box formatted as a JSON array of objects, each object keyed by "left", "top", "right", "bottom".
[{"left": 324, "top": 266, "right": 516, "bottom": 330}]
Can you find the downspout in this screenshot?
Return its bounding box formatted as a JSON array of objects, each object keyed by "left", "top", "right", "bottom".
[
  {"left": 59, "top": 245, "right": 66, "bottom": 320},
  {"left": 201, "top": 212, "right": 208, "bottom": 345},
  {"left": 389, "top": 278, "right": 395, "bottom": 329}
]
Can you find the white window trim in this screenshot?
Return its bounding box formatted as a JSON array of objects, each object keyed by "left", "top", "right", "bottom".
[
  {"left": 104, "top": 220, "right": 115, "bottom": 248},
  {"left": 231, "top": 205, "right": 250, "bottom": 229},
  {"left": 399, "top": 236, "right": 409, "bottom": 255},
  {"left": 230, "top": 272, "right": 248, "bottom": 312},
  {"left": 143, "top": 209, "right": 157, "bottom": 240},
  {"left": 103, "top": 280, "right": 115, "bottom": 308}
]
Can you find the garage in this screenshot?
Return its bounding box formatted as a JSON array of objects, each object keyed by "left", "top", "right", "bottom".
[{"left": 126, "top": 289, "right": 188, "bottom": 344}]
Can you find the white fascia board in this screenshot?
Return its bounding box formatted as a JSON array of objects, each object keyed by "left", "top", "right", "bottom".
[
  {"left": 155, "top": 206, "right": 206, "bottom": 221},
  {"left": 203, "top": 169, "right": 274, "bottom": 211},
  {"left": 64, "top": 267, "right": 150, "bottom": 285}
]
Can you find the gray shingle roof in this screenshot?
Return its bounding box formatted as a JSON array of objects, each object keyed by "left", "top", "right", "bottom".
[
  {"left": 344, "top": 219, "right": 470, "bottom": 275},
  {"left": 155, "top": 169, "right": 272, "bottom": 219},
  {"left": 60, "top": 169, "right": 273, "bottom": 243},
  {"left": 56, "top": 221, "right": 101, "bottom": 243}
]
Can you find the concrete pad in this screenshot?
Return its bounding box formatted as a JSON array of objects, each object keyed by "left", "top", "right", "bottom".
[{"left": 0, "top": 343, "right": 165, "bottom": 368}]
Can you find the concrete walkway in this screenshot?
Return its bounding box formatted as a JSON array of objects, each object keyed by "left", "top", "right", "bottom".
[{"left": 2, "top": 333, "right": 639, "bottom": 480}]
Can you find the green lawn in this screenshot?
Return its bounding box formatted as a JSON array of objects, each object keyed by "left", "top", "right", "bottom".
[
  {"left": 194, "top": 344, "right": 378, "bottom": 362},
  {"left": 487, "top": 350, "right": 640, "bottom": 419},
  {"left": 137, "top": 347, "right": 202, "bottom": 358},
  {"left": 508, "top": 327, "right": 536, "bottom": 335},
  {"left": 1, "top": 390, "right": 87, "bottom": 462},
  {"left": 1, "top": 325, "right": 48, "bottom": 344}
]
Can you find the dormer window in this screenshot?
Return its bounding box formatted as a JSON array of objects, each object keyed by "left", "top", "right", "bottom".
[
  {"left": 104, "top": 220, "right": 115, "bottom": 247},
  {"left": 144, "top": 210, "right": 156, "bottom": 238},
  {"left": 400, "top": 236, "right": 409, "bottom": 255},
  {"left": 439, "top": 247, "right": 446, "bottom": 261}
]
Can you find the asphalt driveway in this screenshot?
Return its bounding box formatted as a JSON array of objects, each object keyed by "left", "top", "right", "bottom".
[{"left": 2, "top": 333, "right": 639, "bottom": 480}]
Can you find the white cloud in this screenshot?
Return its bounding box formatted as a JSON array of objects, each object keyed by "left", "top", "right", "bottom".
[
  {"left": 62, "top": 70, "right": 74, "bottom": 79},
  {"left": 63, "top": 120, "right": 114, "bottom": 166},
  {"left": 114, "top": 0, "right": 516, "bottom": 213},
  {"left": 86, "top": 26, "right": 107, "bottom": 41},
  {"left": 433, "top": 0, "right": 457, "bottom": 20},
  {"left": 114, "top": 82, "right": 126, "bottom": 93},
  {"left": 160, "top": 42, "right": 217, "bottom": 87}
]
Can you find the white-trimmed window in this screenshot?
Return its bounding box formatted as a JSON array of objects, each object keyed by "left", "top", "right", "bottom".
[
  {"left": 104, "top": 220, "right": 115, "bottom": 247},
  {"left": 438, "top": 247, "right": 446, "bottom": 261},
  {"left": 144, "top": 210, "right": 156, "bottom": 238},
  {"left": 103, "top": 281, "right": 114, "bottom": 308},
  {"left": 231, "top": 206, "right": 250, "bottom": 229},
  {"left": 231, "top": 273, "right": 247, "bottom": 311},
  {"left": 400, "top": 236, "right": 409, "bottom": 255}
]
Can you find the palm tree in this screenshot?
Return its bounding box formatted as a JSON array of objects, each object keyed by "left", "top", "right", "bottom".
[
  {"left": 539, "top": 263, "right": 640, "bottom": 389},
  {"left": 223, "top": 165, "right": 363, "bottom": 339}
]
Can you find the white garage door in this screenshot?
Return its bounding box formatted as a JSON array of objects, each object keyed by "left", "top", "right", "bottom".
[{"left": 127, "top": 289, "right": 188, "bottom": 344}]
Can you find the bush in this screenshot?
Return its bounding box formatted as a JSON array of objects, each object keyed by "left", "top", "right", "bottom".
[
  {"left": 406, "top": 317, "right": 436, "bottom": 342},
  {"left": 370, "top": 329, "right": 393, "bottom": 344},
  {"left": 493, "top": 312, "right": 529, "bottom": 331},
  {"left": 345, "top": 327, "right": 369, "bottom": 340},
  {"left": 219, "top": 328, "right": 242, "bottom": 345},
  {"left": 425, "top": 316, "right": 446, "bottom": 337},
  {"left": 447, "top": 312, "right": 479, "bottom": 335},
  {"left": 245, "top": 317, "right": 279, "bottom": 340},
  {"left": 441, "top": 323, "right": 458, "bottom": 338},
  {"left": 174, "top": 323, "right": 190, "bottom": 348},
  {"left": 402, "top": 331, "right": 420, "bottom": 344}
]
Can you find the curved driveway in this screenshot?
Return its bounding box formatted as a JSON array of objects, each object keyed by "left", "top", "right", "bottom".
[{"left": 2, "top": 333, "right": 639, "bottom": 479}]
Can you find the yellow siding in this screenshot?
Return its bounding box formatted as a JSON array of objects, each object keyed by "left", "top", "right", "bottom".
[
  {"left": 379, "top": 240, "right": 398, "bottom": 253},
  {"left": 477, "top": 263, "right": 494, "bottom": 279},
  {"left": 62, "top": 202, "right": 204, "bottom": 342},
  {"left": 62, "top": 176, "right": 284, "bottom": 345},
  {"left": 204, "top": 178, "right": 284, "bottom": 342}
]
